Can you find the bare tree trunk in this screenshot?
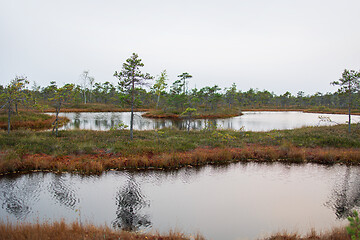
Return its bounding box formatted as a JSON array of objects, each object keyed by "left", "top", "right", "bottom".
[
  {"left": 348, "top": 82, "right": 351, "bottom": 133},
  {"left": 187, "top": 114, "right": 192, "bottom": 133},
  {"left": 7, "top": 99, "right": 11, "bottom": 134},
  {"left": 348, "top": 103, "right": 351, "bottom": 133},
  {"left": 55, "top": 107, "right": 59, "bottom": 137},
  {"left": 83, "top": 90, "right": 87, "bottom": 104},
  {"left": 130, "top": 79, "right": 135, "bottom": 140},
  {"left": 156, "top": 94, "right": 160, "bottom": 109},
  {"left": 52, "top": 103, "right": 61, "bottom": 137}
]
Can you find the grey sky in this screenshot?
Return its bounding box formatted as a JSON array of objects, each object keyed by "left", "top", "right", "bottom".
[{"left": 1, "top": 0, "right": 359, "bottom": 95}]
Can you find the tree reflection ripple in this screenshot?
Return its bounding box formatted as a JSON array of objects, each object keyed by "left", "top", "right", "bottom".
[
  {"left": 49, "top": 174, "right": 79, "bottom": 210},
  {"left": 0, "top": 174, "right": 41, "bottom": 220},
  {"left": 326, "top": 166, "right": 360, "bottom": 219},
  {"left": 112, "top": 173, "right": 151, "bottom": 231}
]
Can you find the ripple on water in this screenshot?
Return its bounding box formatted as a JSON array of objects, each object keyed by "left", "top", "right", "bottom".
[{"left": 0, "top": 163, "right": 359, "bottom": 240}]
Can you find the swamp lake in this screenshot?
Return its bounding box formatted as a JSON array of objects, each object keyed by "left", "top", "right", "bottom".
[{"left": 2, "top": 111, "right": 360, "bottom": 239}]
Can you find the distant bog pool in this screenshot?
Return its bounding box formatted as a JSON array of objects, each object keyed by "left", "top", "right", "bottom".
[{"left": 47, "top": 111, "right": 360, "bottom": 131}]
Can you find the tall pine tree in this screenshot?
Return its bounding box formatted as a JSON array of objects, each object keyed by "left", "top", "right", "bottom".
[
  {"left": 114, "top": 53, "right": 152, "bottom": 139},
  {"left": 332, "top": 69, "right": 360, "bottom": 133}
]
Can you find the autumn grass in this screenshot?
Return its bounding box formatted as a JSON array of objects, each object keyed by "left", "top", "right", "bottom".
[
  {"left": 0, "top": 220, "right": 351, "bottom": 240},
  {"left": 263, "top": 227, "right": 350, "bottom": 240},
  {"left": 0, "top": 220, "right": 204, "bottom": 240},
  {"left": 142, "top": 108, "right": 241, "bottom": 119},
  {"left": 0, "top": 124, "right": 359, "bottom": 174},
  {"left": 0, "top": 111, "right": 69, "bottom": 130}
]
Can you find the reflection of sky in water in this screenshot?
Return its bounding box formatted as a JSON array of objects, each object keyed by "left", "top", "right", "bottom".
[
  {"left": 1, "top": 164, "right": 360, "bottom": 240},
  {"left": 47, "top": 111, "right": 360, "bottom": 131}
]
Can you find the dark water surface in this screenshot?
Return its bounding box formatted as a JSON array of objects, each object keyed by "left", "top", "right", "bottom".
[
  {"left": 48, "top": 111, "right": 360, "bottom": 131},
  {"left": 1, "top": 163, "right": 360, "bottom": 240}
]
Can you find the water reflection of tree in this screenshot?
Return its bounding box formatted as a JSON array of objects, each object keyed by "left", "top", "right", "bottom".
[
  {"left": 327, "top": 166, "right": 360, "bottom": 219},
  {"left": 0, "top": 174, "right": 42, "bottom": 220},
  {"left": 112, "top": 173, "right": 151, "bottom": 231},
  {"left": 73, "top": 113, "right": 81, "bottom": 129},
  {"left": 73, "top": 118, "right": 80, "bottom": 129},
  {"left": 134, "top": 114, "right": 151, "bottom": 131},
  {"left": 49, "top": 174, "right": 79, "bottom": 210},
  {"left": 153, "top": 120, "right": 166, "bottom": 130},
  {"left": 0, "top": 173, "right": 79, "bottom": 220}
]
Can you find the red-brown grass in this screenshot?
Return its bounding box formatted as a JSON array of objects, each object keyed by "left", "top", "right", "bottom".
[
  {"left": 142, "top": 112, "right": 180, "bottom": 119},
  {"left": 142, "top": 112, "right": 240, "bottom": 119},
  {"left": 0, "top": 116, "right": 69, "bottom": 130},
  {"left": 0, "top": 220, "right": 204, "bottom": 240},
  {"left": 1, "top": 144, "right": 360, "bottom": 175},
  {"left": 264, "top": 227, "right": 350, "bottom": 240},
  {"left": 0, "top": 220, "right": 350, "bottom": 240}
]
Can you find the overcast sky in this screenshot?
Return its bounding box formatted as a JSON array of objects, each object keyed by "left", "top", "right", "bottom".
[{"left": 1, "top": 0, "right": 360, "bottom": 95}]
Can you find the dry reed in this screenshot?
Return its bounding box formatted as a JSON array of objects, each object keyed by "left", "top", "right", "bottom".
[
  {"left": 0, "top": 221, "right": 350, "bottom": 240},
  {"left": 0, "top": 220, "right": 204, "bottom": 240},
  {"left": 264, "top": 227, "right": 350, "bottom": 240}
]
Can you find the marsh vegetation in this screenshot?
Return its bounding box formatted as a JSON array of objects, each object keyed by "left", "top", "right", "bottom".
[{"left": 0, "top": 123, "right": 360, "bottom": 174}]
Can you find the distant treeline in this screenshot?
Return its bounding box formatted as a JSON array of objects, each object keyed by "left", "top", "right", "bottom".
[{"left": 1, "top": 77, "right": 360, "bottom": 113}]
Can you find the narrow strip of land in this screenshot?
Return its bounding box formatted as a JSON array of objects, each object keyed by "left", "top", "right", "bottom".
[{"left": 1, "top": 124, "right": 359, "bottom": 175}]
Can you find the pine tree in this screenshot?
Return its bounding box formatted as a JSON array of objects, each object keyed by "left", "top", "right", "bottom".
[
  {"left": 114, "top": 53, "right": 152, "bottom": 139},
  {"left": 332, "top": 69, "right": 360, "bottom": 133}
]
